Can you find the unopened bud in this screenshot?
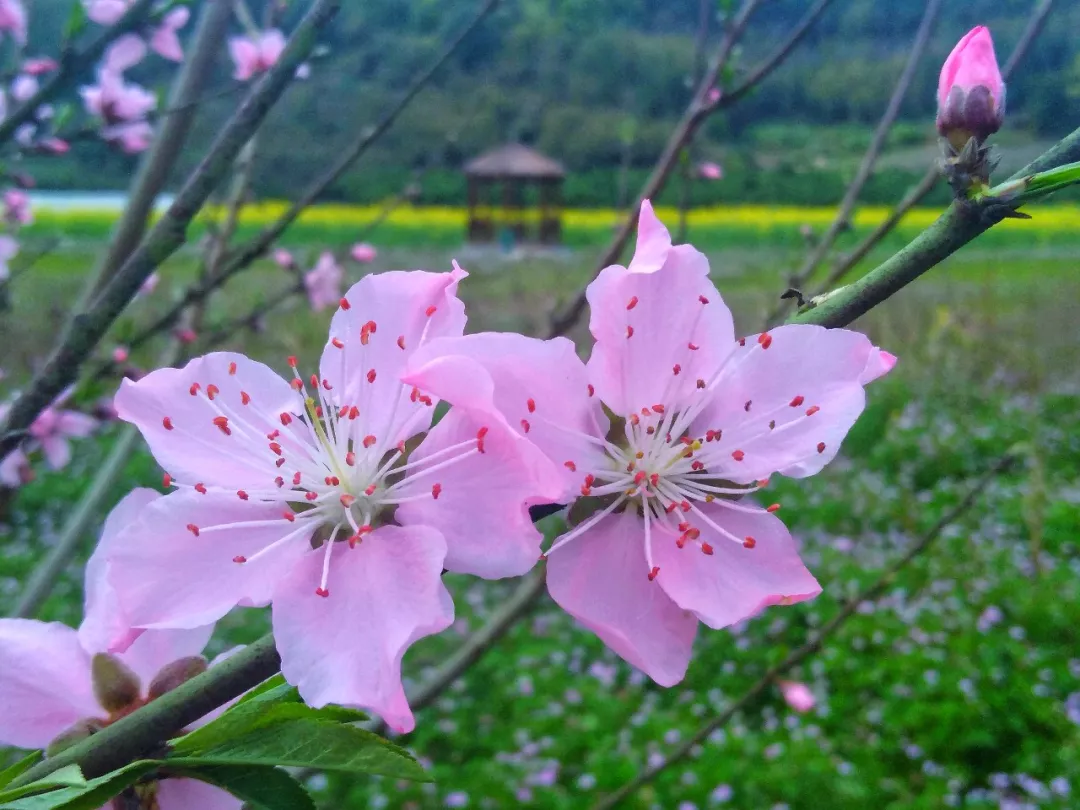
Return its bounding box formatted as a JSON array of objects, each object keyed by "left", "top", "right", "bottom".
[
  {"left": 147, "top": 655, "right": 208, "bottom": 700},
  {"left": 91, "top": 653, "right": 141, "bottom": 713},
  {"left": 936, "top": 26, "right": 1005, "bottom": 149},
  {"left": 46, "top": 717, "right": 105, "bottom": 757}
]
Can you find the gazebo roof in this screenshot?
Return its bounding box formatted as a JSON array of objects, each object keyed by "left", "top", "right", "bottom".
[{"left": 464, "top": 143, "right": 565, "bottom": 179}]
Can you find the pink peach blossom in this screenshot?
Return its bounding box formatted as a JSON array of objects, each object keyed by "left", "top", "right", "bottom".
[
  {"left": 272, "top": 247, "right": 295, "bottom": 268},
  {"left": 0, "top": 390, "right": 96, "bottom": 473},
  {"left": 149, "top": 6, "right": 189, "bottom": 62},
  {"left": 107, "top": 267, "right": 562, "bottom": 731},
  {"left": 113, "top": 346, "right": 130, "bottom": 364},
  {"left": 350, "top": 242, "right": 377, "bottom": 263},
  {"left": 102, "top": 119, "right": 154, "bottom": 153},
  {"left": 778, "top": 680, "right": 816, "bottom": 713},
  {"left": 937, "top": 26, "right": 1004, "bottom": 144},
  {"left": 21, "top": 57, "right": 58, "bottom": 75},
  {"left": 404, "top": 201, "right": 894, "bottom": 686},
  {"left": 0, "top": 447, "right": 31, "bottom": 487},
  {"left": 4, "top": 188, "right": 32, "bottom": 225},
  {"left": 304, "top": 251, "right": 343, "bottom": 312},
  {"left": 229, "top": 30, "right": 287, "bottom": 81},
  {"left": 698, "top": 161, "right": 723, "bottom": 180},
  {"left": 0, "top": 0, "right": 26, "bottom": 45},
  {"left": 81, "top": 38, "right": 156, "bottom": 127}
]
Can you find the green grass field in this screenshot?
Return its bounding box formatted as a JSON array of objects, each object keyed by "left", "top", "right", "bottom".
[{"left": 2, "top": 228, "right": 1079, "bottom": 807}]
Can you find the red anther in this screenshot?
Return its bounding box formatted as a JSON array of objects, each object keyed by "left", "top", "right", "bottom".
[
  {"left": 817, "top": 441, "right": 826, "bottom": 454},
  {"left": 580, "top": 485, "right": 592, "bottom": 497},
  {"left": 767, "top": 503, "right": 781, "bottom": 513},
  {"left": 759, "top": 333, "right": 773, "bottom": 350},
  {"left": 331, "top": 337, "right": 344, "bottom": 349},
  {"left": 538, "top": 553, "right": 547, "bottom": 561},
  {"left": 348, "top": 406, "right": 359, "bottom": 420},
  {"left": 162, "top": 416, "right": 174, "bottom": 430},
  {"left": 283, "top": 511, "right": 296, "bottom": 522},
  {"left": 790, "top": 395, "right": 805, "bottom": 407},
  {"left": 649, "top": 473, "right": 659, "bottom": 487},
  {"left": 290, "top": 379, "right": 303, "bottom": 391},
  {"left": 345, "top": 451, "right": 356, "bottom": 466},
  {"left": 757, "top": 478, "right": 770, "bottom": 487},
  {"left": 364, "top": 484, "right": 376, "bottom": 496},
  {"left": 629, "top": 413, "right": 640, "bottom": 426},
  {"left": 314, "top": 405, "right": 323, "bottom": 418},
  {"left": 305, "top": 492, "right": 318, "bottom": 501},
  {"left": 697, "top": 378, "right": 706, "bottom": 389},
  {"left": 228, "top": 362, "right": 237, "bottom": 375},
  {"left": 583, "top": 474, "right": 596, "bottom": 487},
  {"left": 626, "top": 462, "right": 635, "bottom": 472},
  {"left": 665, "top": 503, "right": 679, "bottom": 513},
  {"left": 340, "top": 494, "right": 356, "bottom": 507},
  {"left": 675, "top": 532, "right": 687, "bottom": 548},
  {"left": 698, "top": 295, "right": 709, "bottom": 304},
  {"left": 186, "top": 523, "right": 200, "bottom": 536},
  {"left": 348, "top": 535, "right": 360, "bottom": 548},
  {"left": 280, "top": 412, "right": 293, "bottom": 426},
  {"left": 633, "top": 471, "right": 647, "bottom": 485},
  {"left": 241, "top": 390, "right": 251, "bottom": 405},
  {"left": 672, "top": 364, "right": 681, "bottom": 375},
  {"left": 419, "top": 395, "right": 433, "bottom": 406},
  {"left": 680, "top": 501, "right": 691, "bottom": 512},
  {"left": 394, "top": 334, "right": 405, "bottom": 350},
  {"left": 648, "top": 566, "right": 661, "bottom": 581},
  {"left": 233, "top": 555, "right": 246, "bottom": 563},
  {"left": 194, "top": 483, "right": 207, "bottom": 494},
  {"left": 287, "top": 355, "right": 298, "bottom": 368},
  {"left": 237, "top": 490, "right": 249, "bottom": 500},
  {"left": 276, "top": 457, "right": 286, "bottom": 468},
  {"left": 520, "top": 419, "right": 531, "bottom": 434},
  {"left": 685, "top": 528, "right": 701, "bottom": 541},
  {"left": 366, "top": 369, "right": 376, "bottom": 383},
  {"left": 705, "top": 429, "right": 717, "bottom": 442},
  {"left": 653, "top": 404, "right": 666, "bottom": 414},
  {"left": 396, "top": 440, "right": 406, "bottom": 453},
  {"left": 688, "top": 342, "right": 699, "bottom": 351},
  {"left": 363, "top": 434, "right": 376, "bottom": 448},
  {"left": 626, "top": 325, "right": 634, "bottom": 338},
  {"left": 206, "top": 384, "right": 220, "bottom": 400},
  {"left": 358, "top": 524, "right": 373, "bottom": 536},
  {"left": 679, "top": 436, "right": 693, "bottom": 445},
  {"left": 806, "top": 405, "right": 820, "bottom": 417},
  {"left": 587, "top": 384, "right": 595, "bottom": 397},
  {"left": 293, "top": 472, "right": 302, "bottom": 485},
  {"left": 744, "top": 400, "right": 752, "bottom": 412},
  {"left": 310, "top": 374, "right": 319, "bottom": 388},
  {"left": 626, "top": 295, "right": 638, "bottom": 310},
  {"left": 432, "top": 483, "right": 442, "bottom": 500},
  {"left": 641, "top": 407, "right": 651, "bottom": 416},
  {"left": 646, "top": 426, "right": 655, "bottom": 435},
  {"left": 731, "top": 449, "right": 745, "bottom": 461},
  {"left": 315, "top": 587, "right": 330, "bottom": 598},
  {"left": 324, "top": 476, "right": 334, "bottom": 485},
  {"left": 527, "top": 398, "right": 536, "bottom": 413},
  {"left": 564, "top": 460, "right": 577, "bottom": 472},
  {"left": 163, "top": 473, "right": 173, "bottom": 487},
  {"left": 339, "top": 297, "right": 351, "bottom": 310},
  {"left": 322, "top": 378, "right": 332, "bottom": 391},
  {"left": 701, "top": 543, "right": 715, "bottom": 555},
  {"left": 424, "top": 304, "right": 438, "bottom": 316},
  {"left": 269, "top": 442, "right": 282, "bottom": 456},
  {"left": 678, "top": 521, "right": 691, "bottom": 532},
  {"left": 189, "top": 382, "right": 200, "bottom": 396},
  {"left": 743, "top": 536, "right": 756, "bottom": 549},
  {"left": 476, "top": 426, "right": 489, "bottom": 453},
  {"left": 338, "top": 405, "right": 349, "bottom": 418},
  {"left": 738, "top": 337, "right": 746, "bottom": 347},
  {"left": 329, "top": 476, "right": 340, "bottom": 486},
  {"left": 212, "top": 416, "right": 230, "bottom": 435},
  {"left": 691, "top": 461, "right": 705, "bottom": 471},
  {"left": 275, "top": 476, "right": 284, "bottom": 487}
]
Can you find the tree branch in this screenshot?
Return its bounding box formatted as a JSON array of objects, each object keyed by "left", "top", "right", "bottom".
[
  {"left": 591, "top": 454, "right": 1017, "bottom": 809},
  {"left": 0, "top": 0, "right": 342, "bottom": 462}
]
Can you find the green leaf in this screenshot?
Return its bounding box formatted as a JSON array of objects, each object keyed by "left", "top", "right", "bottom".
[
  {"left": 0, "top": 752, "right": 44, "bottom": 790},
  {"left": 168, "top": 719, "right": 430, "bottom": 781},
  {"left": 0, "top": 765, "right": 85, "bottom": 804},
  {"left": 61, "top": 1, "right": 88, "bottom": 44},
  {"left": 0, "top": 761, "right": 157, "bottom": 810},
  {"left": 168, "top": 764, "right": 316, "bottom": 810},
  {"left": 234, "top": 673, "right": 288, "bottom": 704}
]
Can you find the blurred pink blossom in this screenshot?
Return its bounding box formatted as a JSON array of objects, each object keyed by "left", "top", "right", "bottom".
[
  {"left": 138, "top": 271, "right": 160, "bottom": 297},
  {"left": 706, "top": 87, "right": 721, "bottom": 104},
  {"left": 0, "top": 448, "right": 32, "bottom": 487},
  {"left": 0, "top": 391, "right": 96, "bottom": 473},
  {"left": 0, "top": 0, "right": 27, "bottom": 45},
  {"left": 102, "top": 120, "right": 154, "bottom": 153},
  {"left": 81, "top": 38, "right": 156, "bottom": 126},
  {"left": 698, "top": 161, "right": 723, "bottom": 180},
  {"left": 149, "top": 7, "right": 189, "bottom": 62},
  {"left": 272, "top": 247, "right": 295, "bottom": 268},
  {"left": 37, "top": 137, "right": 70, "bottom": 155},
  {"left": 778, "top": 680, "right": 816, "bottom": 713},
  {"left": 22, "top": 57, "right": 58, "bottom": 75},
  {"left": 10, "top": 74, "right": 37, "bottom": 102},
  {"left": 112, "top": 346, "right": 130, "bottom": 364},
  {"left": 303, "top": 251, "right": 343, "bottom": 312},
  {"left": 0, "top": 234, "right": 18, "bottom": 280},
  {"left": 229, "top": 30, "right": 287, "bottom": 81},
  {"left": 4, "top": 189, "right": 32, "bottom": 225},
  {"left": 175, "top": 327, "right": 197, "bottom": 344},
  {"left": 350, "top": 242, "right": 377, "bottom": 263}
]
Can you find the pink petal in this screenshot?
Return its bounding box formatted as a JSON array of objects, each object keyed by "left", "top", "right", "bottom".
[
  {"left": 117, "top": 626, "right": 214, "bottom": 686},
  {"left": 546, "top": 509, "right": 698, "bottom": 686},
  {"left": 0, "top": 619, "right": 99, "bottom": 748},
  {"left": 258, "top": 30, "right": 287, "bottom": 65},
  {"left": 689, "top": 324, "right": 887, "bottom": 482},
  {"left": 396, "top": 409, "right": 557, "bottom": 578},
  {"left": 79, "top": 487, "right": 161, "bottom": 654},
  {"left": 652, "top": 506, "right": 820, "bottom": 628},
  {"left": 150, "top": 26, "right": 184, "bottom": 62},
  {"left": 108, "top": 492, "right": 311, "bottom": 630},
  {"left": 350, "top": 242, "right": 377, "bottom": 263},
  {"left": 157, "top": 778, "right": 244, "bottom": 810},
  {"left": 0, "top": 448, "right": 29, "bottom": 486},
  {"left": 273, "top": 525, "right": 454, "bottom": 733},
  {"left": 318, "top": 266, "right": 467, "bottom": 447},
  {"left": 860, "top": 348, "right": 897, "bottom": 384},
  {"left": 115, "top": 352, "right": 302, "bottom": 488},
  {"left": 86, "top": 0, "right": 129, "bottom": 26},
  {"left": 403, "top": 332, "right": 603, "bottom": 500},
  {"left": 40, "top": 435, "right": 71, "bottom": 470},
  {"left": 228, "top": 38, "right": 259, "bottom": 81},
  {"left": 104, "top": 34, "right": 146, "bottom": 73},
  {"left": 57, "top": 410, "right": 97, "bottom": 438},
  {"left": 585, "top": 202, "right": 735, "bottom": 416},
  {"left": 778, "top": 680, "right": 816, "bottom": 713},
  {"left": 938, "top": 26, "right": 1003, "bottom": 108}
]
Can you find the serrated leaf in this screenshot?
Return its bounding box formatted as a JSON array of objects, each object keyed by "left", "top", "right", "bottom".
[
  {"left": 0, "top": 761, "right": 157, "bottom": 810},
  {"left": 234, "top": 673, "right": 288, "bottom": 705},
  {"left": 168, "top": 764, "right": 315, "bottom": 810},
  {"left": 0, "top": 752, "right": 44, "bottom": 790},
  {"left": 0, "top": 765, "right": 85, "bottom": 804},
  {"left": 168, "top": 719, "right": 430, "bottom": 781}
]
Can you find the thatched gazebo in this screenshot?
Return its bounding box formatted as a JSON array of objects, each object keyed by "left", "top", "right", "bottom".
[{"left": 464, "top": 144, "right": 565, "bottom": 245}]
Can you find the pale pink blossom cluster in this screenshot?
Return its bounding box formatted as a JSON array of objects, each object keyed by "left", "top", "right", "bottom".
[
  {"left": 229, "top": 30, "right": 288, "bottom": 81},
  {"left": 0, "top": 390, "right": 97, "bottom": 487},
  {"left": 80, "top": 36, "right": 158, "bottom": 153},
  {"left": 83, "top": 0, "right": 190, "bottom": 62},
  {"left": 29, "top": 201, "right": 895, "bottom": 737}
]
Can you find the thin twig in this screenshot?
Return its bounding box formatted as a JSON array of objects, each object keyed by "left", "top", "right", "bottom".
[
  {"left": 0, "top": 0, "right": 157, "bottom": 146},
  {"left": 0, "top": 0, "right": 342, "bottom": 462},
  {"left": 767, "top": 0, "right": 942, "bottom": 325},
  {"left": 592, "top": 454, "right": 1017, "bottom": 809}
]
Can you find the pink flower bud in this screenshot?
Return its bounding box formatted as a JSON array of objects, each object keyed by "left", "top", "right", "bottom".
[
  {"left": 112, "top": 345, "right": 129, "bottom": 363},
  {"left": 937, "top": 26, "right": 1005, "bottom": 148},
  {"left": 176, "top": 327, "right": 197, "bottom": 344},
  {"left": 697, "top": 161, "right": 723, "bottom": 181},
  {"left": 778, "top": 680, "right": 816, "bottom": 713},
  {"left": 272, "top": 247, "right": 295, "bottom": 268},
  {"left": 350, "top": 242, "right": 377, "bottom": 263}
]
